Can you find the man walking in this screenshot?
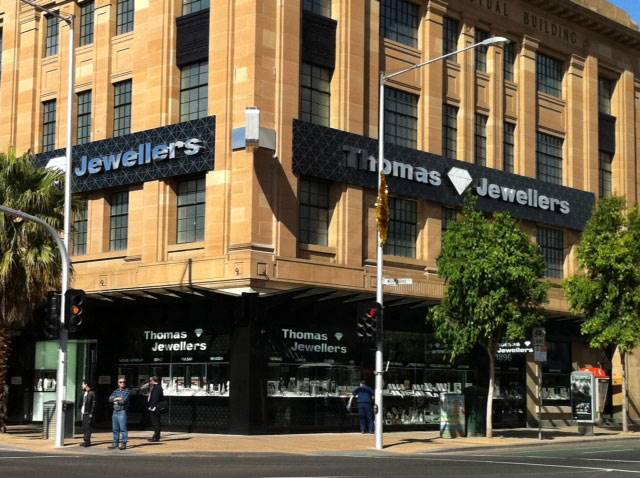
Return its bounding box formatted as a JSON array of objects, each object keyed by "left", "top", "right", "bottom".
[
  {"left": 147, "top": 376, "right": 164, "bottom": 442},
  {"left": 80, "top": 381, "right": 96, "bottom": 447},
  {"left": 348, "top": 380, "right": 375, "bottom": 433},
  {"left": 108, "top": 378, "right": 130, "bottom": 450}
]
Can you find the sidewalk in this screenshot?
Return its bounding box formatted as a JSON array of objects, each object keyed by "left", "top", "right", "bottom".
[{"left": 0, "top": 425, "right": 637, "bottom": 456}]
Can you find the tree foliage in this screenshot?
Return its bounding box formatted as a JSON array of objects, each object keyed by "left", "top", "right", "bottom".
[
  {"left": 564, "top": 196, "right": 640, "bottom": 353},
  {"left": 428, "top": 195, "right": 548, "bottom": 358}
]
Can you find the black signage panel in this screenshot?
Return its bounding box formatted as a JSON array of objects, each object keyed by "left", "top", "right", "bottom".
[
  {"left": 36, "top": 116, "right": 215, "bottom": 193},
  {"left": 292, "top": 120, "right": 595, "bottom": 231}
]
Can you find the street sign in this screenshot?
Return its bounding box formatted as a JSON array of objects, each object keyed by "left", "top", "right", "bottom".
[
  {"left": 382, "top": 278, "right": 413, "bottom": 286},
  {"left": 534, "top": 350, "right": 547, "bottom": 363},
  {"left": 532, "top": 327, "right": 546, "bottom": 347}
]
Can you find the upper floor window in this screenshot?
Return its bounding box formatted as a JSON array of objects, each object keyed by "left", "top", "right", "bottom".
[
  {"left": 536, "top": 132, "right": 563, "bottom": 185},
  {"left": 109, "top": 191, "right": 129, "bottom": 251},
  {"left": 537, "top": 53, "right": 563, "bottom": 97},
  {"left": 443, "top": 17, "right": 460, "bottom": 58},
  {"left": 180, "top": 61, "right": 208, "bottom": 121},
  {"left": 443, "top": 104, "right": 458, "bottom": 160},
  {"left": 385, "top": 197, "right": 417, "bottom": 258},
  {"left": 299, "top": 178, "right": 330, "bottom": 246},
  {"left": 599, "top": 151, "right": 613, "bottom": 199},
  {"left": 300, "top": 62, "right": 331, "bottom": 127},
  {"left": 441, "top": 207, "right": 458, "bottom": 233},
  {"left": 116, "top": 0, "right": 135, "bottom": 35},
  {"left": 41, "top": 100, "right": 56, "bottom": 152},
  {"left": 183, "top": 0, "right": 210, "bottom": 15},
  {"left": 384, "top": 87, "right": 418, "bottom": 149},
  {"left": 503, "top": 122, "right": 515, "bottom": 174},
  {"left": 303, "top": 0, "right": 330, "bottom": 17},
  {"left": 598, "top": 77, "right": 614, "bottom": 115},
  {"left": 475, "top": 114, "right": 487, "bottom": 166},
  {"left": 72, "top": 199, "right": 88, "bottom": 256},
  {"left": 475, "top": 29, "right": 490, "bottom": 72},
  {"left": 79, "top": 1, "right": 95, "bottom": 46},
  {"left": 381, "top": 0, "right": 419, "bottom": 48},
  {"left": 76, "top": 90, "right": 92, "bottom": 145},
  {"left": 177, "top": 177, "right": 206, "bottom": 244},
  {"left": 503, "top": 41, "right": 516, "bottom": 82},
  {"left": 538, "top": 226, "right": 564, "bottom": 279},
  {"left": 44, "top": 15, "right": 59, "bottom": 57},
  {"left": 113, "top": 80, "right": 132, "bottom": 137}
]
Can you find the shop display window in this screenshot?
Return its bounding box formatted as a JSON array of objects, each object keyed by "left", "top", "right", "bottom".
[
  {"left": 541, "top": 341, "right": 571, "bottom": 405},
  {"left": 266, "top": 362, "right": 360, "bottom": 397},
  {"left": 34, "top": 370, "right": 57, "bottom": 392},
  {"left": 493, "top": 366, "right": 526, "bottom": 427}
]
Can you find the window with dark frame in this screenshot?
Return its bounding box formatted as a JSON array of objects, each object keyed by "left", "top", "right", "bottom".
[
  {"left": 299, "top": 178, "right": 330, "bottom": 246},
  {"left": 536, "top": 132, "right": 563, "bottom": 185},
  {"left": 443, "top": 104, "right": 458, "bottom": 160},
  {"left": 41, "top": 100, "right": 56, "bottom": 153},
  {"left": 384, "top": 197, "right": 417, "bottom": 258},
  {"left": 475, "top": 29, "right": 490, "bottom": 72},
  {"left": 113, "top": 80, "right": 132, "bottom": 137},
  {"left": 598, "top": 77, "right": 614, "bottom": 115},
  {"left": 177, "top": 177, "right": 206, "bottom": 244},
  {"left": 116, "top": 0, "right": 135, "bottom": 35},
  {"left": 384, "top": 87, "right": 418, "bottom": 149},
  {"left": 44, "top": 15, "right": 59, "bottom": 57},
  {"left": 72, "top": 199, "right": 88, "bottom": 256},
  {"left": 443, "top": 17, "right": 460, "bottom": 58},
  {"left": 76, "top": 90, "right": 92, "bottom": 145},
  {"left": 475, "top": 114, "right": 487, "bottom": 166},
  {"left": 300, "top": 62, "right": 331, "bottom": 127},
  {"left": 180, "top": 61, "right": 208, "bottom": 122},
  {"left": 79, "top": 1, "right": 95, "bottom": 46},
  {"left": 183, "top": 0, "right": 210, "bottom": 15},
  {"left": 303, "top": 0, "right": 330, "bottom": 17},
  {"left": 537, "top": 226, "right": 564, "bottom": 279},
  {"left": 504, "top": 122, "right": 515, "bottom": 173},
  {"left": 381, "top": 0, "right": 419, "bottom": 48},
  {"left": 109, "top": 191, "right": 129, "bottom": 251},
  {"left": 503, "top": 41, "right": 516, "bottom": 82},
  {"left": 599, "top": 151, "right": 613, "bottom": 198},
  {"left": 537, "top": 53, "right": 563, "bottom": 97},
  {"left": 441, "top": 207, "right": 457, "bottom": 233}
]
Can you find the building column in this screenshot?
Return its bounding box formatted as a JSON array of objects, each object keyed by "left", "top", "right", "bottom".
[
  {"left": 93, "top": 2, "right": 113, "bottom": 141},
  {"left": 565, "top": 54, "right": 585, "bottom": 190},
  {"left": 582, "top": 56, "right": 599, "bottom": 195},
  {"left": 14, "top": 11, "right": 40, "bottom": 153},
  {"left": 517, "top": 36, "right": 538, "bottom": 178},
  {"left": 614, "top": 70, "right": 637, "bottom": 200},
  {"left": 487, "top": 42, "right": 504, "bottom": 170},
  {"left": 458, "top": 19, "right": 475, "bottom": 164}
]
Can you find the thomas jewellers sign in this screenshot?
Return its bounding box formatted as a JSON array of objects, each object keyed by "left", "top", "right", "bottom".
[
  {"left": 292, "top": 120, "right": 594, "bottom": 230},
  {"left": 36, "top": 116, "right": 215, "bottom": 193}
]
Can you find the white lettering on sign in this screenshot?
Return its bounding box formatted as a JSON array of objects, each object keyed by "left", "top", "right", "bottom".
[
  {"left": 282, "top": 328, "right": 348, "bottom": 354},
  {"left": 144, "top": 330, "right": 207, "bottom": 353}
]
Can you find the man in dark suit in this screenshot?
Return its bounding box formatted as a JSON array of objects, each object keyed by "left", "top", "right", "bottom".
[
  {"left": 147, "top": 376, "right": 164, "bottom": 442},
  {"left": 80, "top": 381, "right": 96, "bottom": 447}
]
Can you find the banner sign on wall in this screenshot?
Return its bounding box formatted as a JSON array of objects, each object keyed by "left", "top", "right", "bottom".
[
  {"left": 292, "top": 120, "right": 595, "bottom": 231},
  {"left": 36, "top": 116, "right": 216, "bottom": 193}
]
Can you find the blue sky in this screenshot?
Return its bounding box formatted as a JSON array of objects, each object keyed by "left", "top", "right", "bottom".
[{"left": 609, "top": 0, "right": 640, "bottom": 27}]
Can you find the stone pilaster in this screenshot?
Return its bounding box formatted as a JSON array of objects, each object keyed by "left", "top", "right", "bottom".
[{"left": 518, "top": 36, "right": 538, "bottom": 178}]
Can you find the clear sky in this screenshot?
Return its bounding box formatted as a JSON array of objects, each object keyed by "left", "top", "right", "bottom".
[{"left": 609, "top": 0, "right": 640, "bottom": 27}]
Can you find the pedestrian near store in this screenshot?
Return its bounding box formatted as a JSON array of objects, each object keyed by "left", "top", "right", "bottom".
[
  {"left": 147, "top": 376, "right": 164, "bottom": 442},
  {"left": 108, "top": 378, "right": 130, "bottom": 450},
  {"left": 80, "top": 381, "right": 96, "bottom": 447},
  {"left": 348, "top": 380, "right": 375, "bottom": 433}
]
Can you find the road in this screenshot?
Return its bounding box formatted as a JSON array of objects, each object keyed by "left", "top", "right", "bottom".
[{"left": 1, "top": 439, "right": 640, "bottom": 477}]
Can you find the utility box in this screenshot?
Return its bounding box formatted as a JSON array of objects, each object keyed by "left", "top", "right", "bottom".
[
  {"left": 464, "top": 386, "right": 487, "bottom": 437},
  {"left": 42, "top": 400, "right": 75, "bottom": 440}
]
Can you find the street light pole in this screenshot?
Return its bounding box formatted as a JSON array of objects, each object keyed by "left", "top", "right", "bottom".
[
  {"left": 19, "top": 0, "right": 75, "bottom": 448},
  {"left": 374, "top": 36, "right": 509, "bottom": 451}
]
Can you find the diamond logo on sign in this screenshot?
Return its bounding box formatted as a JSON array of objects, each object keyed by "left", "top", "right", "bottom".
[
  {"left": 447, "top": 167, "right": 473, "bottom": 195},
  {"left": 334, "top": 332, "right": 343, "bottom": 341},
  {"left": 194, "top": 328, "right": 203, "bottom": 338}
]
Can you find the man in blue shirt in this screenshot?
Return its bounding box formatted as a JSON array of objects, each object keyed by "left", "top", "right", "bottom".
[
  {"left": 108, "top": 378, "right": 130, "bottom": 450},
  {"left": 348, "top": 381, "right": 375, "bottom": 433}
]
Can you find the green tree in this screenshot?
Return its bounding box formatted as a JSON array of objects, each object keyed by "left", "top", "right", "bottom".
[
  {"left": 0, "top": 151, "right": 64, "bottom": 432},
  {"left": 428, "top": 195, "right": 548, "bottom": 437},
  {"left": 564, "top": 196, "right": 640, "bottom": 432}
]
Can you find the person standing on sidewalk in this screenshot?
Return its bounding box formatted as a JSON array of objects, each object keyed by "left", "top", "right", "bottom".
[
  {"left": 108, "top": 378, "right": 130, "bottom": 450},
  {"left": 147, "top": 376, "right": 164, "bottom": 442},
  {"left": 348, "top": 380, "right": 375, "bottom": 433},
  {"left": 80, "top": 381, "right": 96, "bottom": 447}
]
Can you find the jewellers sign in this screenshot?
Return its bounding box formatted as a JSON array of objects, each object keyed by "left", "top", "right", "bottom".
[
  {"left": 36, "top": 116, "right": 215, "bottom": 193},
  {"left": 292, "top": 120, "right": 594, "bottom": 230}
]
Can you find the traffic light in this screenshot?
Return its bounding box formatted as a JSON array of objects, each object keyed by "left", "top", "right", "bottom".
[
  {"left": 43, "top": 292, "right": 61, "bottom": 339},
  {"left": 357, "top": 301, "right": 380, "bottom": 342},
  {"left": 64, "top": 288, "right": 85, "bottom": 332}
]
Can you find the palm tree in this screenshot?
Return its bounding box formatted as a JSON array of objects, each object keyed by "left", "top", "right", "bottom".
[{"left": 0, "top": 151, "right": 64, "bottom": 432}]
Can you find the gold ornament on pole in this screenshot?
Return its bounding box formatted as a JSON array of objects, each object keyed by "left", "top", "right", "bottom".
[{"left": 375, "top": 171, "right": 389, "bottom": 245}]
